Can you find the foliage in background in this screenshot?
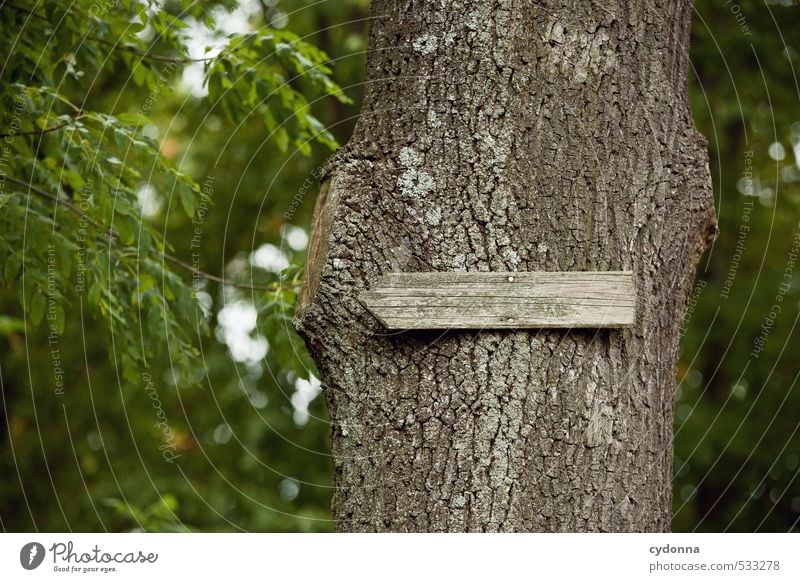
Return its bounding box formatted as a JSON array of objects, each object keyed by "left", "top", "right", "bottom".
[
  {"left": 674, "top": 0, "right": 800, "bottom": 531},
  {"left": 1, "top": 0, "right": 348, "bottom": 384},
  {"left": 0, "top": 0, "right": 366, "bottom": 532},
  {"left": 1, "top": 0, "right": 798, "bottom": 532}
]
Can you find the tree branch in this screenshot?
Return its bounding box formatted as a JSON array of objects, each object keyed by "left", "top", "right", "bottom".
[
  {"left": 0, "top": 113, "right": 85, "bottom": 139},
  {"left": 5, "top": 2, "right": 47, "bottom": 21},
  {"left": 4, "top": 176, "right": 108, "bottom": 233},
  {"left": 91, "top": 37, "right": 215, "bottom": 64},
  {"left": 5, "top": 176, "right": 291, "bottom": 292},
  {"left": 6, "top": 3, "right": 211, "bottom": 64}
]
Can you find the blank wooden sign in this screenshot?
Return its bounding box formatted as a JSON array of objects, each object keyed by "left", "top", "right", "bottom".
[{"left": 360, "top": 271, "right": 635, "bottom": 330}]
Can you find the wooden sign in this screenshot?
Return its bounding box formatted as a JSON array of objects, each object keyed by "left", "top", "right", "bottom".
[{"left": 360, "top": 271, "right": 635, "bottom": 330}]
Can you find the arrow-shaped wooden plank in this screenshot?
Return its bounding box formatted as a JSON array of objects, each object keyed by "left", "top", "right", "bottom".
[{"left": 360, "top": 271, "right": 635, "bottom": 330}]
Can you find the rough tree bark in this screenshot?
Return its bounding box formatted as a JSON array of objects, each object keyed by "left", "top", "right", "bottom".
[{"left": 294, "top": 0, "right": 717, "bottom": 532}]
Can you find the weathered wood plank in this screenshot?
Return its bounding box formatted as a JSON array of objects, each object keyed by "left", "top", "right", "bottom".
[{"left": 360, "top": 271, "right": 635, "bottom": 329}]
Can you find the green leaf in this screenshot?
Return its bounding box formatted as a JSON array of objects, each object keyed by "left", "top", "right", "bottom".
[
  {"left": 3, "top": 254, "right": 22, "bottom": 282},
  {"left": 118, "top": 112, "right": 152, "bottom": 126},
  {"left": 114, "top": 215, "right": 136, "bottom": 245},
  {"left": 178, "top": 184, "right": 196, "bottom": 218},
  {"left": 88, "top": 281, "right": 101, "bottom": 307},
  {"left": 137, "top": 273, "right": 156, "bottom": 295},
  {"left": 30, "top": 292, "right": 45, "bottom": 324},
  {"left": 132, "top": 63, "right": 147, "bottom": 86}
]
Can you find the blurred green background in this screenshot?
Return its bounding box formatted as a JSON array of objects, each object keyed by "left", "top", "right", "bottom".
[{"left": 1, "top": 0, "right": 799, "bottom": 532}]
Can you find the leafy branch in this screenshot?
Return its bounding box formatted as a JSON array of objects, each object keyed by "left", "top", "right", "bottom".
[
  {"left": 4, "top": 176, "right": 296, "bottom": 293},
  {"left": 0, "top": 0, "right": 344, "bottom": 385},
  {"left": 0, "top": 113, "right": 85, "bottom": 138}
]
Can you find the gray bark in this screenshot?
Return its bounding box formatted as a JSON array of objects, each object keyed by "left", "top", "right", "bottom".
[{"left": 294, "top": 0, "right": 716, "bottom": 532}]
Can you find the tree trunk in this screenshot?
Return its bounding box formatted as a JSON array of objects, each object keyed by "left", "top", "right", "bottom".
[{"left": 295, "top": 0, "right": 716, "bottom": 532}]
